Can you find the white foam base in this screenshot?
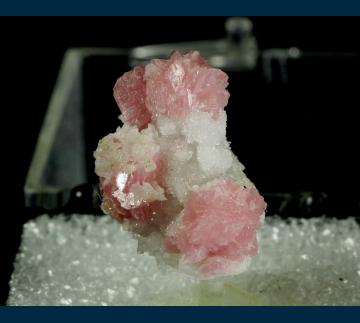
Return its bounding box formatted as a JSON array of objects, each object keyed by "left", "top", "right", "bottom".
[{"left": 8, "top": 214, "right": 360, "bottom": 305}]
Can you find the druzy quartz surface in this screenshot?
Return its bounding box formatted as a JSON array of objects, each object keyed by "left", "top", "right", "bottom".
[
  {"left": 94, "top": 51, "right": 267, "bottom": 277},
  {"left": 8, "top": 215, "right": 360, "bottom": 305}
]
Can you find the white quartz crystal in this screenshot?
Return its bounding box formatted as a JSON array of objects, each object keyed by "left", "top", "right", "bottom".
[{"left": 7, "top": 214, "right": 360, "bottom": 305}]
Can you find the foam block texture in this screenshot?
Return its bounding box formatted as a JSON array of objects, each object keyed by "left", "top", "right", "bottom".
[{"left": 8, "top": 215, "right": 360, "bottom": 305}]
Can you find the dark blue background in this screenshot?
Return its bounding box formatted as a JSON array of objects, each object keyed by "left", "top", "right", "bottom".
[
  {"left": 1, "top": 306, "right": 360, "bottom": 321},
  {"left": 0, "top": 0, "right": 360, "bottom": 16}
]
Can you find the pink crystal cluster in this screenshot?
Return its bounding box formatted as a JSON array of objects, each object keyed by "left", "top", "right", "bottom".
[{"left": 94, "top": 51, "right": 266, "bottom": 278}]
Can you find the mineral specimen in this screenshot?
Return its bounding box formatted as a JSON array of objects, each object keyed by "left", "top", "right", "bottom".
[{"left": 94, "top": 51, "right": 267, "bottom": 278}]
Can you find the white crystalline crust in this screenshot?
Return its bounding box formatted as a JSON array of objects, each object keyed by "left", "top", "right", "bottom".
[
  {"left": 154, "top": 110, "right": 248, "bottom": 204},
  {"left": 94, "top": 124, "right": 160, "bottom": 179},
  {"left": 96, "top": 109, "right": 249, "bottom": 208},
  {"left": 8, "top": 215, "right": 360, "bottom": 306}
]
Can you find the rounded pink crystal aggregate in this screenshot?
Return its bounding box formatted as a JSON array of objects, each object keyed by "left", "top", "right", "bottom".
[
  {"left": 100, "top": 155, "right": 163, "bottom": 222},
  {"left": 165, "top": 179, "right": 266, "bottom": 277},
  {"left": 113, "top": 51, "right": 230, "bottom": 126},
  {"left": 96, "top": 50, "right": 267, "bottom": 278},
  {"left": 145, "top": 51, "right": 230, "bottom": 119},
  {"left": 95, "top": 126, "right": 164, "bottom": 223}
]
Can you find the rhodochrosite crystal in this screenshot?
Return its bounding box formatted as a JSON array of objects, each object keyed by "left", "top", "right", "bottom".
[{"left": 94, "top": 51, "right": 266, "bottom": 278}]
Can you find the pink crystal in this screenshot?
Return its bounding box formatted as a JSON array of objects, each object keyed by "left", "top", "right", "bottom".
[
  {"left": 145, "top": 51, "right": 230, "bottom": 119},
  {"left": 113, "top": 51, "right": 230, "bottom": 125},
  {"left": 113, "top": 65, "right": 151, "bottom": 130},
  {"left": 164, "top": 179, "right": 266, "bottom": 277},
  {"left": 94, "top": 125, "right": 165, "bottom": 224},
  {"left": 95, "top": 51, "right": 267, "bottom": 278}
]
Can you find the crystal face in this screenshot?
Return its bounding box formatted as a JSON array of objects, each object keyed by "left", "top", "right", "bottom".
[{"left": 94, "top": 51, "right": 267, "bottom": 278}]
